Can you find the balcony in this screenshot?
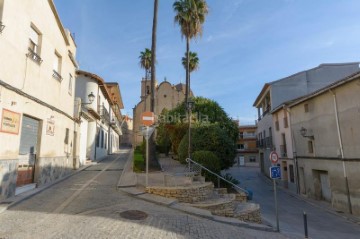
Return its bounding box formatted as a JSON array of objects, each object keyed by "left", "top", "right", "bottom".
[
  {"left": 110, "top": 117, "right": 122, "bottom": 135},
  {"left": 265, "top": 136, "right": 273, "bottom": 149},
  {"left": 52, "top": 70, "right": 63, "bottom": 82},
  {"left": 99, "top": 106, "right": 110, "bottom": 123},
  {"left": 27, "top": 48, "right": 43, "bottom": 64},
  {"left": 280, "top": 144, "right": 287, "bottom": 157}
]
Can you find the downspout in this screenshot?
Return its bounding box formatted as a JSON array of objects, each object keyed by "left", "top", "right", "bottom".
[
  {"left": 329, "top": 89, "right": 352, "bottom": 214},
  {"left": 108, "top": 105, "right": 112, "bottom": 155},
  {"left": 285, "top": 106, "right": 300, "bottom": 194},
  {"left": 94, "top": 84, "right": 100, "bottom": 161}
]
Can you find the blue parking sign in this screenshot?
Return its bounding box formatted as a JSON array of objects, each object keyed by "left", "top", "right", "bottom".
[{"left": 270, "top": 166, "right": 281, "bottom": 179}]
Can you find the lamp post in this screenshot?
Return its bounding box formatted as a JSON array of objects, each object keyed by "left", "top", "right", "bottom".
[{"left": 187, "top": 98, "right": 195, "bottom": 159}]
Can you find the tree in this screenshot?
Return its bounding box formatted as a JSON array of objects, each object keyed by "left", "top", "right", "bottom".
[
  {"left": 182, "top": 51, "right": 199, "bottom": 85},
  {"left": 139, "top": 48, "right": 152, "bottom": 109},
  {"left": 149, "top": 0, "right": 159, "bottom": 169},
  {"left": 173, "top": 0, "right": 208, "bottom": 104},
  {"left": 139, "top": 48, "right": 152, "bottom": 80}
]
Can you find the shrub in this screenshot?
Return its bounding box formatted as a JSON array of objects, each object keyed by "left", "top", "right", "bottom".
[
  {"left": 178, "top": 124, "right": 236, "bottom": 169},
  {"left": 133, "top": 150, "right": 145, "bottom": 172}
]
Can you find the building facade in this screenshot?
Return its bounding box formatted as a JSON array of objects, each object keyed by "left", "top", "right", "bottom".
[
  {"left": 253, "top": 63, "right": 360, "bottom": 177},
  {"left": 133, "top": 78, "right": 191, "bottom": 146},
  {"left": 288, "top": 72, "right": 360, "bottom": 215},
  {"left": 235, "top": 125, "right": 259, "bottom": 167},
  {"left": 75, "top": 71, "right": 123, "bottom": 164},
  {"left": 0, "top": 0, "right": 78, "bottom": 199}
]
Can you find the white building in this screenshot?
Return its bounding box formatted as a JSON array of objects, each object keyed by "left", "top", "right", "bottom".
[
  {"left": 0, "top": 0, "right": 78, "bottom": 199},
  {"left": 75, "top": 70, "right": 123, "bottom": 165}
]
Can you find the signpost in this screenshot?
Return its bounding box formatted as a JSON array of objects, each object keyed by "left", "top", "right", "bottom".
[
  {"left": 269, "top": 151, "right": 280, "bottom": 232},
  {"left": 141, "top": 112, "right": 155, "bottom": 187}
]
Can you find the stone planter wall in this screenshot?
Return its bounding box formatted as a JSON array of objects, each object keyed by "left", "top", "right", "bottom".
[{"left": 146, "top": 182, "right": 214, "bottom": 203}]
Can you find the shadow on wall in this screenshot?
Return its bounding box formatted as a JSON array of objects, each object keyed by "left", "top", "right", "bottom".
[{"left": 0, "top": 160, "right": 18, "bottom": 200}]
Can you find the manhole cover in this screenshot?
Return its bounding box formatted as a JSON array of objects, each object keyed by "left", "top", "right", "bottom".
[{"left": 120, "top": 210, "right": 148, "bottom": 220}]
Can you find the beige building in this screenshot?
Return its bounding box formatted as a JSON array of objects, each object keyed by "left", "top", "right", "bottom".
[
  {"left": 235, "top": 125, "right": 259, "bottom": 167},
  {"left": 133, "top": 78, "right": 191, "bottom": 146},
  {"left": 75, "top": 71, "right": 124, "bottom": 164},
  {"left": 288, "top": 71, "right": 360, "bottom": 215},
  {"left": 0, "top": 0, "right": 78, "bottom": 198}
]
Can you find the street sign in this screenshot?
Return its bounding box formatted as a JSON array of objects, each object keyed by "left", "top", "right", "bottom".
[
  {"left": 269, "top": 151, "right": 279, "bottom": 164},
  {"left": 141, "top": 126, "right": 155, "bottom": 140},
  {"left": 270, "top": 166, "right": 281, "bottom": 179},
  {"left": 141, "top": 111, "right": 155, "bottom": 126}
]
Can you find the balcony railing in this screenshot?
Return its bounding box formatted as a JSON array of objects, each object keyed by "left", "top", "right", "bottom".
[
  {"left": 265, "top": 136, "right": 273, "bottom": 149},
  {"left": 99, "top": 106, "right": 110, "bottom": 123},
  {"left": 27, "top": 48, "right": 43, "bottom": 64},
  {"left": 280, "top": 144, "right": 287, "bottom": 157},
  {"left": 52, "top": 70, "right": 63, "bottom": 82}
]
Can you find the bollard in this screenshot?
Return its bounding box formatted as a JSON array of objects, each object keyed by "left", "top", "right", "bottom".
[{"left": 303, "top": 211, "right": 308, "bottom": 238}]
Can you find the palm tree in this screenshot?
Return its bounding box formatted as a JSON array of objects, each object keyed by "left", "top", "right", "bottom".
[
  {"left": 182, "top": 51, "right": 199, "bottom": 90},
  {"left": 149, "top": 0, "right": 159, "bottom": 169},
  {"left": 139, "top": 48, "right": 152, "bottom": 105},
  {"left": 139, "top": 48, "right": 152, "bottom": 80},
  {"left": 173, "top": 0, "right": 208, "bottom": 104}
]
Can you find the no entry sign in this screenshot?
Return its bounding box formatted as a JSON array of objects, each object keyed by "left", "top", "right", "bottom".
[
  {"left": 141, "top": 111, "right": 155, "bottom": 126},
  {"left": 269, "top": 151, "right": 279, "bottom": 164}
]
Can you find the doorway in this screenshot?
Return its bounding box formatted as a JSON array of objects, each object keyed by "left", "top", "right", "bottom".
[{"left": 17, "top": 116, "right": 40, "bottom": 187}]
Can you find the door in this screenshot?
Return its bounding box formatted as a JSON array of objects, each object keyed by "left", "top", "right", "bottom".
[
  {"left": 239, "top": 156, "right": 245, "bottom": 166},
  {"left": 17, "top": 116, "right": 40, "bottom": 187},
  {"left": 320, "top": 173, "right": 331, "bottom": 202}
]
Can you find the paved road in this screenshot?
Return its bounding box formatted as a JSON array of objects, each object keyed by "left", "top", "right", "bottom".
[
  {"left": 0, "top": 148, "right": 287, "bottom": 239},
  {"left": 224, "top": 166, "right": 360, "bottom": 239}
]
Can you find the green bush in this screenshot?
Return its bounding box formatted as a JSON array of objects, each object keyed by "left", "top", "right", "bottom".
[
  {"left": 178, "top": 124, "right": 236, "bottom": 169},
  {"left": 133, "top": 150, "right": 145, "bottom": 172},
  {"left": 192, "top": 150, "right": 221, "bottom": 174}
]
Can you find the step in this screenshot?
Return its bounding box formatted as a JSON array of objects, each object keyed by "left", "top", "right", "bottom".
[{"left": 15, "top": 183, "right": 36, "bottom": 196}]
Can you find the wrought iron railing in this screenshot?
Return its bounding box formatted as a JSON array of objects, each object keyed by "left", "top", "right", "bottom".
[
  {"left": 52, "top": 70, "right": 62, "bottom": 82},
  {"left": 100, "top": 106, "right": 110, "bottom": 123},
  {"left": 186, "top": 158, "right": 249, "bottom": 195},
  {"left": 27, "top": 48, "right": 43, "bottom": 64}
]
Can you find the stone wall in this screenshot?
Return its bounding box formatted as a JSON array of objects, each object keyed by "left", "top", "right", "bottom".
[
  {"left": 146, "top": 182, "right": 213, "bottom": 203},
  {"left": 0, "top": 159, "right": 18, "bottom": 200},
  {"left": 235, "top": 203, "right": 262, "bottom": 224}
]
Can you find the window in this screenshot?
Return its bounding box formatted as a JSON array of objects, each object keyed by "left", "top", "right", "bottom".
[
  {"left": 275, "top": 121, "right": 279, "bottom": 131},
  {"left": 0, "top": 0, "right": 4, "bottom": 32},
  {"left": 304, "top": 103, "right": 309, "bottom": 113},
  {"left": 249, "top": 156, "right": 256, "bottom": 162},
  {"left": 53, "top": 51, "right": 62, "bottom": 81},
  {"left": 283, "top": 117, "right": 288, "bottom": 128},
  {"left": 239, "top": 132, "right": 243, "bottom": 139},
  {"left": 28, "top": 25, "right": 42, "bottom": 63},
  {"left": 146, "top": 86, "right": 150, "bottom": 94},
  {"left": 68, "top": 74, "right": 73, "bottom": 95},
  {"left": 238, "top": 144, "right": 244, "bottom": 149},
  {"left": 308, "top": 140, "right": 314, "bottom": 153},
  {"left": 64, "top": 128, "right": 69, "bottom": 144}
]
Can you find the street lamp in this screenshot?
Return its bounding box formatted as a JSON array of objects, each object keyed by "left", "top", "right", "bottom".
[
  {"left": 187, "top": 97, "right": 195, "bottom": 159},
  {"left": 300, "top": 127, "right": 314, "bottom": 139},
  {"left": 81, "top": 92, "right": 95, "bottom": 105}
]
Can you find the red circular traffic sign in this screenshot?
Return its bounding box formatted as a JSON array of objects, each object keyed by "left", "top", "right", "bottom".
[
  {"left": 141, "top": 111, "right": 155, "bottom": 126},
  {"left": 269, "top": 151, "right": 279, "bottom": 164}
]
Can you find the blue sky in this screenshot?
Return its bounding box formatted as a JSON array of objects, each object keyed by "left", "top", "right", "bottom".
[{"left": 54, "top": 0, "right": 360, "bottom": 125}]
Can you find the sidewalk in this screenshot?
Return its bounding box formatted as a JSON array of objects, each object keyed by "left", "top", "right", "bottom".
[
  {"left": 259, "top": 172, "right": 360, "bottom": 225},
  {"left": 117, "top": 153, "right": 276, "bottom": 232}
]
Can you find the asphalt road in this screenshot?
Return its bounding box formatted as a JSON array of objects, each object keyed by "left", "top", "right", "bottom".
[{"left": 224, "top": 166, "right": 360, "bottom": 239}]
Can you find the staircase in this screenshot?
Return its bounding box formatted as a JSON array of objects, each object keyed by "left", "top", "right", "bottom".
[{"left": 145, "top": 158, "right": 262, "bottom": 224}]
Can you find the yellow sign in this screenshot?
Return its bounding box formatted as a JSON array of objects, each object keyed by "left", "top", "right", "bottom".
[{"left": 1, "top": 109, "right": 21, "bottom": 135}]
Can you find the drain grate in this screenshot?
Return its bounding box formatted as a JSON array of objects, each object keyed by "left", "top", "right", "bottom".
[{"left": 119, "top": 210, "right": 148, "bottom": 220}]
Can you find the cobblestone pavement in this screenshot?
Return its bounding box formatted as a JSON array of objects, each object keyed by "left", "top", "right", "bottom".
[{"left": 0, "top": 149, "right": 288, "bottom": 239}]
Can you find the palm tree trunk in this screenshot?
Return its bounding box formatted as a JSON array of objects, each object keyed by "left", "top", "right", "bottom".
[
  {"left": 185, "top": 36, "right": 190, "bottom": 105},
  {"left": 149, "top": 0, "right": 159, "bottom": 170}
]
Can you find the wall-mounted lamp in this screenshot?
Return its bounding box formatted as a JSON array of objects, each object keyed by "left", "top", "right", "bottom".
[
  {"left": 0, "top": 22, "right": 5, "bottom": 34},
  {"left": 81, "top": 92, "right": 95, "bottom": 105},
  {"left": 300, "top": 127, "right": 314, "bottom": 139}
]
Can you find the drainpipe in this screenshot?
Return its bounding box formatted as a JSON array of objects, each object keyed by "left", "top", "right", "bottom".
[
  {"left": 285, "top": 106, "right": 300, "bottom": 194},
  {"left": 329, "top": 89, "right": 352, "bottom": 214},
  {"left": 108, "top": 105, "right": 112, "bottom": 155}
]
